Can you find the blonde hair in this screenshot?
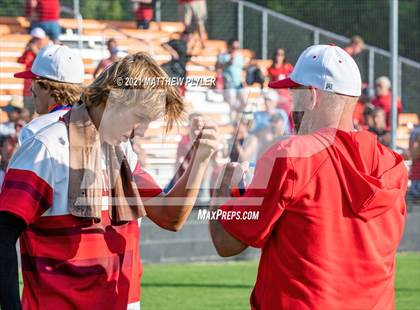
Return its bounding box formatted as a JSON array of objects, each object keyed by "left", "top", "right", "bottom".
[
  {"left": 82, "top": 52, "right": 185, "bottom": 131},
  {"left": 351, "top": 35, "right": 364, "bottom": 46},
  {"left": 34, "top": 78, "right": 84, "bottom": 106}
]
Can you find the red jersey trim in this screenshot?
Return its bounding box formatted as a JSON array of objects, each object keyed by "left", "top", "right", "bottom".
[{"left": 0, "top": 168, "right": 53, "bottom": 224}]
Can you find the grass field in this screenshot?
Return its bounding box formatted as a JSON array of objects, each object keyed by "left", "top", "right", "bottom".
[
  {"left": 141, "top": 252, "right": 420, "bottom": 310},
  {"left": 17, "top": 253, "right": 419, "bottom": 309}
]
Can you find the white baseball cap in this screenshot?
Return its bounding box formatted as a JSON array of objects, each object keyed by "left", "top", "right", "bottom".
[
  {"left": 269, "top": 44, "right": 361, "bottom": 97},
  {"left": 30, "top": 27, "right": 46, "bottom": 39},
  {"left": 14, "top": 44, "right": 85, "bottom": 84}
]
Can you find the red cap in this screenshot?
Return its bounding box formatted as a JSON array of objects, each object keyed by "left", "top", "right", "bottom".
[
  {"left": 14, "top": 70, "right": 38, "bottom": 79},
  {"left": 268, "top": 77, "right": 302, "bottom": 89}
]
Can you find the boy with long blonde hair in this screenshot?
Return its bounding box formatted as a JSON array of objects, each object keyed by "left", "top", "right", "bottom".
[{"left": 0, "top": 52, "right": 218, "bottom": 310}]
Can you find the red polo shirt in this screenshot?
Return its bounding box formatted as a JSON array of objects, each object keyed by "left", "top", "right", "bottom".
[
  {"left": 267, "top": 63, "right": 294, "bottom": 115},
  {"left": 25, "top": 0, "right": 60, "bottom": 22},
  {"left": 220, "top": 128, "right": 407, "bottom": 310},
  {"left": 372, "top": 92, "right": 402, "bottom": 126},
  {"left": 17, "top": 50, "right": 36, "bottom": 97}
]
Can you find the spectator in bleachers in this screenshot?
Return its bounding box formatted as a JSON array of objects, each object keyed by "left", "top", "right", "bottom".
[
  {"left": 267, "top": 48, "right": 294, "bottom": 82},
  {"left": 409, "top": 125, "right": 420, "bottom": 199},
  {"left": 229, "top": 117, "right": 257, "bottom": 164},
  {"left": 245, "top": 54, "right": 265, "bottom": 89},
  {"left": 25, "top": 0, "right": 61, "bottom": 43},
  {"left": 17, "top": 27, "right": 47, "bottom": 115},
  {"left": 372, "top": 76, "right": 403, "bottom": 126},
  {"left": 254, "top": 91, "right": 289, "bottom": 158},
  {"left": 0, "top": 155, "right": 4, "bottom": 190},
  {"left": 20, "top": 108, "right": 32, "bottom": 124},
  {"left": 94, "top": 38, "right": 120, "bottom": 78},
  {"left": 161, "top": 29, "right": 194, "bottom": 96},
  {"left": 352, "top": 84, "right": 371, "bottom": 129},
  {"left": 368, "top": 107, "right": 391, "bottom": 146},
  {"left": 362, "top": 103, "right": 375, "bottom": 129},
  {"left": 257, "top": 111, "right": 289, "bottom": 157},
  {"left": 177, "top": 0, "right": 208, "bottom": 49},
  {"left": 267, "top": 48, "right": 294, "bottom": 115},
  {"left": 344, "top": 35, "right": 365, "bottom": 57},
  {"left": 0, "top": 102, "right": 25, "bottom": 179},
  {"left": 132, "top": 0, "right": 154, "bottom": 30},
  {"left": 0, "top": 97, "right": 23, "bottom": 141},
  {"left": 216, "top": 38, "right": 245, "bottom": 122}
]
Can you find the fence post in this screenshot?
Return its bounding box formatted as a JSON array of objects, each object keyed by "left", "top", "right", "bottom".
[
  {"left": 73, "top": 0, "right": 83, "bottom": 51},
  {"left": 398, "top": 59, "right": 402, "bottom": 98},
  {"left": 389, "top": 0, "right": 399, "bottom": 150},
  {"left": 368, "top": 48, "right": 375, "bottom": 92},
  {"left": 262, "top": 9, "right": 268, "bottom": 59},
  {"left": 156, "top": 0, "right": 161, "bottom": 23},
  {"left": 238, "top": 2, "right": 244, "bottom": 48},
  {"left": 313, "top": 29, "right": 320, "bottom": 45}
]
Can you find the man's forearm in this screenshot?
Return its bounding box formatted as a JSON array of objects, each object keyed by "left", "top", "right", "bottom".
[
  {"left": 145, "top": 148, "right": 211, "bottom": 231},
  {"left": 209, "top": 188, "right": 247, "bottom": 257}
]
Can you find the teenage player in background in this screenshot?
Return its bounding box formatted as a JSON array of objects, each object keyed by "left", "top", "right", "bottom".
[{"left": 14, "top": 44, "right": 85, "bottom": 145}]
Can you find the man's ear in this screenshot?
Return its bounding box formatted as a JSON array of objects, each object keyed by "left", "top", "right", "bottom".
[{"left": 308, "top": 88, "right": 318, "bottom": 110}]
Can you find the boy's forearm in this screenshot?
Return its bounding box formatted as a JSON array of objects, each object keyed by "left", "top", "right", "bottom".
[{"left": 145, "top": 148, "right": 211, "bottom": 231}]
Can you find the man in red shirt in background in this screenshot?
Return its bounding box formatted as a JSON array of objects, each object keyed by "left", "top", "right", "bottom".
[
  {"left": 25, "top": 0, "right": 61, "bottom": 43},
  {"left": 132, "top": 0, "right": 154, "bottom": 30},
  {"left": 209, "top": 45, "right": 407, "bottom": 309},
  {"left": 372, "top": 75, "right": 403, "bottom": 126},
  {"left": 344, "top": 35, "right": 365, "bottom": 57},
  {"left": 17, "top": 27, "right": 47, "bottom": 115},
  {"left": 409, "top": 125, "right": 420, "bottom": 200},
  {"left": 266, "top": 48, "right": 294, "bottom": 115}
]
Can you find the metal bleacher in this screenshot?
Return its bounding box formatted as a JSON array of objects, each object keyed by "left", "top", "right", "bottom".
[
  {"left": 1, "top": 15, "right": 418, "bottom": 187},
  {"left": 1, "top": 12, "right": 419, "bottom": 264},
  {"left": 0, "top": 16, "right": 263, "bottom": 187}
]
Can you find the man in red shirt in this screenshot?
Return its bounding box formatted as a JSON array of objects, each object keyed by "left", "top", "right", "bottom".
[
  {"left": 267, "top": 48, "right": 294, "bottom": 115},
  {"left": 25, "top": 0, "right": 61, "bottom": 43},
  {"left": 344, "top": 35, "right": 365, "bottom": 57},
  {"left": 209, "top": 45, "right": 408, "bottom": 309},
  {"left": 409, "top": 125, "right": 420, "bottom": 200},
  {"left": 132, "top": 0, "right": 154, "bottom": 29},
  {"left": 372, "top": 76, "right": 403, "bottom": 126},
  {"left": 17, "top": 27, "right": 47, "bottom": 115}
]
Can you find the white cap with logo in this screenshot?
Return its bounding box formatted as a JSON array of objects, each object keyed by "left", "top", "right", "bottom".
[
  {"left": 30, "top": 27, "right": 47, "bottom": 39},
  {"left": 269, "top": 44, "right": 362, "bottom": 97},
  {"left": 14, "top": 44, "right": 85, "bottom": 84}
]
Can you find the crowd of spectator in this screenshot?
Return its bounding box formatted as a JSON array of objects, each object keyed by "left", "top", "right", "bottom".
[{"left": 1, "top": 0, "right": 419, "bottom": 202}]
